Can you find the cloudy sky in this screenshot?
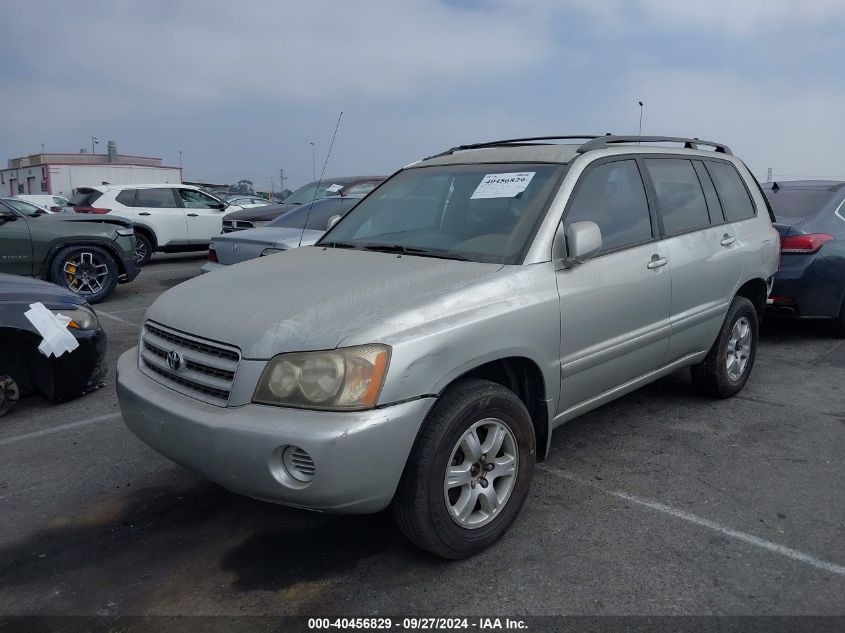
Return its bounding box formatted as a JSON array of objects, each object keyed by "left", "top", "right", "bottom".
[{"left": 2, "top": 0, "right": 844, "bottom": 190}]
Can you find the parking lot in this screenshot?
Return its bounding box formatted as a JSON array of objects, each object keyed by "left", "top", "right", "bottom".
[{"left": 1, "top": 254, "right": 843, "bottom": 617}]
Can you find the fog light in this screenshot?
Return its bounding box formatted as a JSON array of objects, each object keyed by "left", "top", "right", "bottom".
[{"left": 282, "top": 445, "right": 316, "bottom": 483}]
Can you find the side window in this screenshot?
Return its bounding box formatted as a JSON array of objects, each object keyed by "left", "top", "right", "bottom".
[
  {"left": 345, "top": 181, "right": 378, "bottom": 197},
  {"left": 178, "top": 189, "right": 221, "bottom": 209},
  {"left": 705, "top": 161, "right": 756, "bottom": 222},
  {"left": 115, "top": 189, "right": 136, "bottom": 206},
  {"left": 53, "top": 196, "right": 68, "bottom": 206},
  {"left": 644, "top": 159, "right": 710, "bottom": 235},
  {"left": 564, "top": 159, "right": 653, "bottom": 252},
  {"left": 134, "top": 188, "right": 177, "bottom": 208}
]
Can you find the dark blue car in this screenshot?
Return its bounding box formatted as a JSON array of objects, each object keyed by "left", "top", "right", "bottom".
[{"left": 762, "top": 180, "right": 845, "bottom": 336}]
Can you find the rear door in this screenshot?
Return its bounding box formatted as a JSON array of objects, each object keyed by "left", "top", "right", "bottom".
[
  {"left": 134, "top": 187, "right": 188, "bottom": 247},
  {"left": 556, "top": 157, "right": 672, "bottom": 415},
  {"left": 0, "top": 206, "right": 34, "bottom": 275},
  {"left": 642, "top": 157, "right": 742, "bottom": 363},
  {"left": 177, "top": 188, "right": 227, "bottom": 243}
]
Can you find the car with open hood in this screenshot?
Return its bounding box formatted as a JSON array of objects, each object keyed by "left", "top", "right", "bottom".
[
  {"left": 0, "top": 198, "right": 139, "bottom": 303},
  {"left": 117, "top": 134, "right": 778, "bottom": 558},
  {"left": 221, "top": 176, "right": 384, "bottom": 232},
  {"left": 202, "top": 196, "right": 362, "bottom": 273}
]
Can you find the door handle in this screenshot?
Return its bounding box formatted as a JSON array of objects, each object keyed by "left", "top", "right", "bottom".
[
  {"left": 187, "top": 213, "right": 198, "bottom": 217},
  {"left": 138, "top": 212, "right": 151, "bottom": 216},
  {"left": 647, "top": 255, "right": 668, "bottom": 270},
  {"left": 721, "top": 234, "right": 737, "bottom": 246}
]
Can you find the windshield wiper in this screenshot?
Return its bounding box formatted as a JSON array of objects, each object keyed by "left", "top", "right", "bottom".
[
  {"left": 360, "top": 244, "right": 470, "bottom": 261},
  {"left": 321, "top": 241, "right": 361, "bottom": 250}
]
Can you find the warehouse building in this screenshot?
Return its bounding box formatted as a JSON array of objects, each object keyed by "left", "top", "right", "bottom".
[{"left": 2, "top": 141, "right": 182, "bottom": 198}]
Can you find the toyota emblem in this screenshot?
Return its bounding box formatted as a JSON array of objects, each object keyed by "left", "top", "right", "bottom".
[{"left": 166, "top": 350, "right": 183, "bottom": 372}]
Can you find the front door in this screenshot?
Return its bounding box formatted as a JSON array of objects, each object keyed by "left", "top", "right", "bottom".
[
  {"left": 0, "top": 210, "right": 33, "bottom": 275},
  {"left": 177, "top": 188, "right": 226, "bottom": 243},
  {"left": 556, "top": 158, "right": 672, "bottom": 417}
]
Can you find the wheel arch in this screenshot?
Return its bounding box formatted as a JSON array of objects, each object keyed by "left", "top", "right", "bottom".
[
  {"left": 735, "top": 277, "right": 768, "bottom": 322},
  {"left": 132, "top": 223, "right": 158, "bottom": 251},
  {"left": 436, "top": 356, "right": 550, "bottom": 462}
]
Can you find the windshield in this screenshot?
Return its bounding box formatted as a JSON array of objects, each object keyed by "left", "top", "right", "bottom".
[
  {"left": 764, "top": 189, "right": 838, "bottom": 219},
  {"left": 284, "top": 180, "right": 350, "bottom": 204},
  {"left": 269, "top": 200, "right": 352, "bottom": 231},
  {"left": 2, "top": 198, "right": 43, "bottom": 217},
  {"left": 319, "top": 163, "right": 565, "bottom": 264}
]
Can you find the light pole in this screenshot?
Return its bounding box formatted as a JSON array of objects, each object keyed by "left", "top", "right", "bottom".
[
  {"left": 179, "top": 150, "right": 183, "bottom": 169},
  {"left": 310, "top": 142, "right": 316, "bottom": 181},
  {"left": 91, "top": 136, "right": 99, "bottom": 155},
  {"left": 638, "top": 101, "right": 644, "bottom": 136}
]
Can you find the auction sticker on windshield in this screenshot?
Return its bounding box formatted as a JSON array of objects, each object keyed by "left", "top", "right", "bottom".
[{"left": 471, "top": 172, "right": 535, "bottom": 199}]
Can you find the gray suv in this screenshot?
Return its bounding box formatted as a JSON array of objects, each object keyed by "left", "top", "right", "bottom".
[{"left": 117, "top": 135, "right": 779, "bottom": 558}]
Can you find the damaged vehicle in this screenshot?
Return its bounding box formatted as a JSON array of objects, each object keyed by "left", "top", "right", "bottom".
[
  {"left": 0, "top": 198, "right": 139, "bottom": 303},
  {"left": 117, "top": 135, "right": 778, "bottom": 558},
  {"left": 0, "top": 274, "right": 107, "bottom": 415}
]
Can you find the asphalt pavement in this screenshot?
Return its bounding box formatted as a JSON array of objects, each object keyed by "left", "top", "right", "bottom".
[{"left": 0, "top": 253, "right": 843, "bottom": 617}]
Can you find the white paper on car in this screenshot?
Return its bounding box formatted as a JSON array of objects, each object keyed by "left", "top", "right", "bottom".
[
  {"left": 23, "top": 302, "right": 79, "bottom": 358},
  {"left": 470, "top": 172, "right": 535, "bottom": 199},
  {"left": 325, "top": 184, "right": 343, "bottom": 193}
]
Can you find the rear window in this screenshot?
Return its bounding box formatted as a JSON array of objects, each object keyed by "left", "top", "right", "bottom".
[
  {"left": 763, "top": 188, "right": 838, "bottom": 220},
  {"left": 706, "top": 161, "right": 756, "bottom": 222},
  {"left": 69, "top": 189, "right": 103, "bottom": 206},
  {"left": 269, "top": 200, "right": 350, "bottom": 231}
]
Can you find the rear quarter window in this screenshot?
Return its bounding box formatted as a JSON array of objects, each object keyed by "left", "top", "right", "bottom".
[
  {"left": 115, "top": 189, "right": 136, "bottom": 206},
  {"left": 706, "top": 161, "right": 756, "bottom": 222}
]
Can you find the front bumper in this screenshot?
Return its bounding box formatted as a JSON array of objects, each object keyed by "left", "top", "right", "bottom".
[{"left": 116, "top": 348, "right": 433, "bottom": 513}]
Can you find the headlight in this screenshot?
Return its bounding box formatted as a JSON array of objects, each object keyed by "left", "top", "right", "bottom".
[
  {"left": 260, "top": 247, "right": 285, "bottom": 256},
  {"left": 253, "top": 344, "right": 390, "bottom": 411},
  {"left": 52, "top": 307, "right": 99, "bottom": 330},
  {"left": 116, "top": 227, "right": 135, "bottom": 236}
]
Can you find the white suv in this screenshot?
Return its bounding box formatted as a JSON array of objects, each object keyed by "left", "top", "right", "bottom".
[{"left": 70, "top": 184, "right": 244, "bottom": 266}]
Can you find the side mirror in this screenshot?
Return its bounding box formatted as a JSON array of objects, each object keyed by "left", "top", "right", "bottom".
[
  {"left": 326, "top": 214, "right": 342, "bottom": 230},
  {"left": 554, "top": 221, "right": 602, "bottom": 267},
  {"left": 0, "top": 210, "right": 17, "bottom": 222},
  {"left": 216, "top": 202, "right": 227, "bottom": 211}
]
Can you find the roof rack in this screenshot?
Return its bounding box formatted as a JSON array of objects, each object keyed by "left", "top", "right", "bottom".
[
  {"left": 424, "top": 135, "right": 611, "bottom": 160},
  {"left": 576, "top": 135, "right": 732, "bottom": 155}
]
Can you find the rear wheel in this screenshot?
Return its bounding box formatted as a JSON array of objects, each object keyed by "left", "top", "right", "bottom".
[
  {"left": 691, "top": 296, "right": 758, "bottom": 398},
  {"left": 134, "top": 233, "right": 153, "bottom": 267},
  {"left": 391, "top": 378, "right": 535, "bottom": 559},
  {"left": 0, "top": 376, "right": 20, "bottom": 417},
  {"left": 50, "top": 245, "right": 118, "bottom": 304}
]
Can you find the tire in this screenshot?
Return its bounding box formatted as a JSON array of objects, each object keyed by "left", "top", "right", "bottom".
[
  {"left": 691, "top": 296, "right": 758, "bottom": 398},
  {"left": 391, "top": 378, "right": 535, "bottom": 559},
  {"left": 0, "top": 376, "right": 20, "bottom": 417},
  {"left": 50, "top": 244, "right": 119, "bottom": 304},
  {"left": 133, "top": 233, "right": 153, "bottom": 267}
]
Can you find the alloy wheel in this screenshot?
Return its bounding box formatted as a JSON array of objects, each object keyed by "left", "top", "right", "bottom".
[
  {"left": 63, "top": 251, "right": 110, "bottom": 296},
  {"left": 726, "top": 316, "right": 752, "bottom": 381},
  {"left": 443, "top": 418, "right": 519, "bottom": 529}
]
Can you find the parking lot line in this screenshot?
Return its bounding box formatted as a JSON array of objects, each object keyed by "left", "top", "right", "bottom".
[
  {"left": 97, "top": 310, "right": 141, "bottom": 329},
  {"left": 538, "top": 464, "right": 845, "bottom": 578},
  {"left": 0, "top": 412, "right": 121, "bottom": 447}
]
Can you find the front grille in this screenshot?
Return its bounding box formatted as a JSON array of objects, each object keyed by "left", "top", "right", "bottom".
[
  {"left": 139, "top": 321, "right": 240, "bottom": 406},
  {"left": 222, "top": 219, "right": 255, "bottom": 233}
]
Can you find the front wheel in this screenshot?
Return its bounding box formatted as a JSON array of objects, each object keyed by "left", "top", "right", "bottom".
[
  {"left": 691, "top": 296, "right": 758, "bottom": 398},
  {"left": 391, "top": 378, "right": 535, "bottom": 559},
  {"left": 50, "top": 245, "right": 118, "bottom": 304}
]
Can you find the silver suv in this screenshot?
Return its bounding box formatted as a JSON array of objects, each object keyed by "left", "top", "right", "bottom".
[{"left": 117, "top": 135, "right": 779, "bottom": 558}]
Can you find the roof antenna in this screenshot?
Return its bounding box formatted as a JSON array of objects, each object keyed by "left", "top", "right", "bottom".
[{"left": 299, "top": 111, "right": 343, "bottom": 247}]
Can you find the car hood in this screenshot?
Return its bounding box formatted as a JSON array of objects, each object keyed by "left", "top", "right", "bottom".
[
  {"left": 224, "top": 203, "right": 299, "bottom": 222},
  {"left": 44, "top": 214, "right": 133, "bottom": 228},
  {"left": 147, "top": 246, "right": 503, "bottom": 358},
  {"left": 0, "top": 273, "right": 87, "bottom": 307}
]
